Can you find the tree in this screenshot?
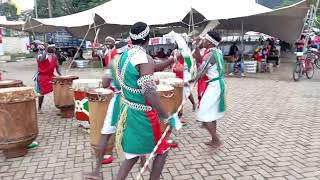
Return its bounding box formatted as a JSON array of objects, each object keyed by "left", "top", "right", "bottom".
[
  {"left": 36, "top": 0, "right": 110, "bottom": 18},
  {"left": 0, "top": 3, "right": 18, "bottom": 20}
]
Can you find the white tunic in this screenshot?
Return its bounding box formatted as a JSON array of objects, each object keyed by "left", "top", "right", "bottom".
[{"left": 197, "top": 50, "right": 225, "bottom": 122}]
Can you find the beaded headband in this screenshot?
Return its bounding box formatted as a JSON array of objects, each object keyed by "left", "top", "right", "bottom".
[
  {"left": 130, "top": 25, "right": 150, "bottom": 40},
  {"left": 205, "top": 34, "right": 219, "bottom": 46},
  {"left": 105, "top": 36, "right": 115, "bottom": 42}
]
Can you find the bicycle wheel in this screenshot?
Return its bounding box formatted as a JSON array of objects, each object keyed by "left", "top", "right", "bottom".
[
  {"left": 315, "top": 59, "right": 320, "bottom": 69},
  {"left": 293, "top": 62, "right": 302, "bottom": 81},
  {"left": 306, "top": 62, "right": 314, "bottom": 79}
]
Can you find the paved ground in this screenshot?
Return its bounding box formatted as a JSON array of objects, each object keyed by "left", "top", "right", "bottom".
[{"left": 1, "top": 58, "right": 320, "bottom": 180}]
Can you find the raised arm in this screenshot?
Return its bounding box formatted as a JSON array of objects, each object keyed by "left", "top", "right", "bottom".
[
  {"left": 138, "top": 60, "right": 169, "bottom": 119},
  {"left": 190, "top": 52, "right": 216, "bottom": 83},
  {"left": 147, "top": 54, "right": 175, "bottom": 72}
]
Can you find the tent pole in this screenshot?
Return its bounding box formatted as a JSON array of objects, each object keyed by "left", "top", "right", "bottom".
[
  {"left": 91, "top": 13, "right": 104, "bottom": 70},
  {"left": 188, "top": 8, "right": 192, "bottom": 34},
  {"left": 66, "top": 24, "right": 92, "bottom": 73},
  {"left": 241, "top": 20, "right": 244, "bottom": 61},
  {"left": 192, "top": 8, "right": 195, "bottom": 37}
]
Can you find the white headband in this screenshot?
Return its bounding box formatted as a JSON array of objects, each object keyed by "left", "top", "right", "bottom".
[
  {"left": 205, "top": 34, "right": 219, "bottom": 46},
  {"left": 130, "top": 26, "right": 150, "bottom": 40},
  {"left": 105, "top": 36, "right": 115, "bottom": 42}
]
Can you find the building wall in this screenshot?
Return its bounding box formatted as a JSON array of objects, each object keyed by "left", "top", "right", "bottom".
[{"left": 2, "top": 36, "right": 29, "bottom": 54}]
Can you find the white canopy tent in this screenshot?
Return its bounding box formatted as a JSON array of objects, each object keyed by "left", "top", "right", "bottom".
[
  {"left": 215, "top": 0, "right": 310, "bottom": 43},
  {"left": 21, "top": 0, "right": 273, "bottom": 41},
  {"left": 4, "top": 0, "right": 310, "bottom": 44},
  {"left": 0, "top": 16, "right": 25, "bottom": 31}
]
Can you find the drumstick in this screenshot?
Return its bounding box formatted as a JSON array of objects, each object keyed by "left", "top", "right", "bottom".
[{"left": 136, "top": 83, "right": 193, "bottom": 180}]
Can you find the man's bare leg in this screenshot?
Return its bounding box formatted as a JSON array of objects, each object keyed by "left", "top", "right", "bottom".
[
  {"left": 38, "top": 96, "right": 44, "bottom": 113},
  {"left": 202, "top": 121, "right": 222, "bottom": 148},
  {"left": 149, "top": 152, "right": 168, "bottom": 180},
  {"left": 116, "top": 157, "right": 139, "bottom": 180},
  {"left": 188, "top": 94, "right": 197, "bottom": 112}
]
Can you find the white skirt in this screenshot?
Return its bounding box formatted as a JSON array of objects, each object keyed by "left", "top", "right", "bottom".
[
  {"left": 101, "top": 94, "right": 117, "bottom": 134},
  {"left": 183, "top": 85, "right": 191, "bottom": 99},
  {"left": 197, "top": 81, "right": 225, "bottom": 122}
]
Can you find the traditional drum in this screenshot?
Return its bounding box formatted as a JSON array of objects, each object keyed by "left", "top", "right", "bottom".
[
  {"left": 157, "top": 84, "right": 175, "bottom": 132},
  {"left": 159, "top": 78, "right": 183, "bottom": 113},
  {"left": 53, "top": 75, "right": 79, "bottom": 118},
  {"left": 154, "top": 72, "right": 176, "bottom": 85},
  {"left": 72, "top": 79, "right": 102, "bottom": 123},
  {"left": 0, "top": 79, "right": 23, "bottom": 88},
  {"left": 87, "top": 88, "right": 114, "bottom": 155},
  {"left": 0, "top": 87, "right": 38, "bottom": 158}
]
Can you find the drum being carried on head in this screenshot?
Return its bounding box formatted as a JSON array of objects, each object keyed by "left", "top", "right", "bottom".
[
  {"left": 53, "top": 75, "right": 79, "bottom": 118},
  {"left": 0, "top": 87, "right": 38, "bottom": 158},
  {"left": 72, "top": 79, "right": 102, "bottom": 127},
  {"left": 153, "top": 72, "right": 176, "bottom": 85},
  {"left": 159, "top": 78, "right": 183, "bottom": 113},
  {"left": 0, "top": 79, "right": 23, "bottom": 88},
  {"left": 87, "top": 88, "right": 114, "bottom": 155},
  {"left": 157, "top": 84, "right": 175, "bottom": 132}
]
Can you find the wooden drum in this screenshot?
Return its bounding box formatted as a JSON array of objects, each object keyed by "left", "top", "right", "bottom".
[
  {"left": 87, "top": 88, "right": 114, "bottom": 155},
  {"left": 157, "top": 84, "right": 175, "bottom": 132},
  {"left": 0, "top": 87, "right": 38, "bottom": 158},
  {"left": 53, "top": 75, "right": 79, "bottom": 118},
  {"left": 0, "top": 79, "right": 23, "bottom": 88},
  {"left": 159, "top": 78, "right": 183, "bottom": 113},
  {"left": 72, "top": 79, "right": 102, "bottom": 123},
  {"left": 154, "top": 72, "right": 176, "bottom": 85}
]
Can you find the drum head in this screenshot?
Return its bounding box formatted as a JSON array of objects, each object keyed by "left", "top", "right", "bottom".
[
  {"left": 72, "top": 79, "right": 102, "bottom": 91},
  {"left": 0, "top": 87, "right": 36, "bottom": 103},
  {"left": 0, "top": 80, "right": 15, "bottom": 84},
  {"left": 55, "top": 75, "right": 78, "bottom": 79},
  {"left": 0, "top": 87, "right": 33, "bottom": 93},
  {"left": 156, "top": 84, "right": 174, "bottom": 92},
  {"left": 159, "top": 78, "right": 183, "bottom": 86},
  {"left": 88, "top": 88, "right": 113, "bottom": 95},
  {"left": 154, "top": 72, "right": 176, "bottom": 79},
  {"left": 0, "top": 79, "right": 22, "bottom": 85}
]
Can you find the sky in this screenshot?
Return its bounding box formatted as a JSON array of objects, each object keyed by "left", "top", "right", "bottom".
[{"left": 14, "top": 0, "right": 34, "bottom": 11}]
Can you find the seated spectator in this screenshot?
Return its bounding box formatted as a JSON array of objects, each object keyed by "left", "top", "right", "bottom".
[
  {"left": 229, "top": 52, "right": 245, "bottom": 77},
  {"left": 166, "top": 49, "right": 173, "bottom": 57},
  {"left": 229, "top": 42, "right": 239, "bottom": 56},
  {"left": 253, "top": 48, "right": 263, "bottom": 62},
  {"left": 156, "top": 48, "right": 166, "bottom": 58},
  {"left": 267, "top": 45, "right": 280, "bottom": 67}
]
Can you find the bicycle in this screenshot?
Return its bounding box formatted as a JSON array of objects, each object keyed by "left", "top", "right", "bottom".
[
  {"left": 308, "top": 48, "right": 320, "bottom": 69},
  {"left": 315, "top": 57, "right": 320, "bottom": 69},
  {"left": 293, "top": 51, "right": 315, "bottom": 81}
]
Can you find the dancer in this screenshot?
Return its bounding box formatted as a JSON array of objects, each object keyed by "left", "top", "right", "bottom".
[
  {"left": 115, "top": 22, "right": 179, "bottom": 180},
  {"left": 84, "top": 38, "right": 176, "bottom": 180},
  {"left": 33, "top": 43, "right": 61, "bottom": 113},
  {"left": 190, "top": 31, "right": 226, "bottom": 149}
]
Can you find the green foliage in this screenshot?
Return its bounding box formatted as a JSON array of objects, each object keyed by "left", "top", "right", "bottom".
[
  {"left": 36, "top": 0, "right": 110, "bottom": 18},
  {"left": 0, "top": 3, "right": 18, "bottom": 20},
  {"left": 280, "top": 0, "right": 300, "bottom": 7}
]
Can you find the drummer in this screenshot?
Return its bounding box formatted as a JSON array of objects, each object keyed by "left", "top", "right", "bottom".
[
  {"left": 172, "top": 44, "right": 197, "bottom": 115},
  {"left": 33, "top": 43, "right": 61, "bottom": 113},
  {"left": 104, "top": 36, "right": 118, "bottom": 68},
  {"left": 85, "top": 36, "right": 176, "bottom": 179},
  {"left": 190, "top": 31, "right": 226, "bottom": 149}
]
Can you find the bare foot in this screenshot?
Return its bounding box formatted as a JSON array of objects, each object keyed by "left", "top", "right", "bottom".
[
  {"left": 83, "top": 172, "right": 101, "bottom": 180},
  {"left": 205, "top": 140, "right": 223, "bottom": 149}
]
